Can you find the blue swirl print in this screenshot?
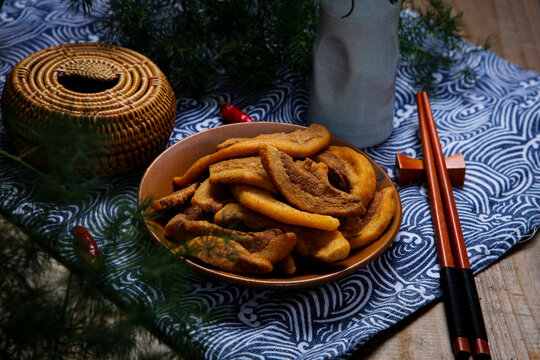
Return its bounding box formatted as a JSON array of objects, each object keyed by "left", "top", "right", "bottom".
[{"left": 0, "top": 2, "right": 539, "bottom": 359}]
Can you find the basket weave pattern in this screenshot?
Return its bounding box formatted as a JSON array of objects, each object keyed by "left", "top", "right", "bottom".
[{"left": 1, "top": 42, "right": 177, "bottom": 176}]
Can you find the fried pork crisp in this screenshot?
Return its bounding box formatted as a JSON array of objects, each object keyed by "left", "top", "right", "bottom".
[
  {"left": 155, "top": 124, "right": 398, "bottom": 275},
  {"left": 259, "top": 144, "right": 366, "bottom": 217},
  {"left": 173, "top": 124, "right": 331, "bottom": 188},
  {"left": 339, "top": 188, "right": 396, "bottom": 249},
  {"left": 209, "top": 156, "right": 278, "bottom": 193},
  {"left": 295, "top": 158, "right": 330, "bottom": 182},
  {"left": 294, "top": 229, "right": 350, "bottom": 263},
  {"left": 175, "top": 236, "right": 274, "bottom": 274},
  {"left": 191, "top": 178, "right": 234, "bottom": 213},
  {"left": 230, "top": 184, "right": 340, "bottom": 231},
  {"left": 165, "top": 212, "right": 253, "bottom": 242},
  {"left": 276, "top": 254, "right": 297, "bottom": 275},
  {"left": 214, "top": 202, "right": 281, "bottom": 230},
  {"left": 215, "top": 203, "right": 350, "bottom": 263},
  {"left": 166, "top": 213, "right": 295, "bottom": 266},
  {"left": 215, "top": 123, "right": 331, "bottom": 156},
  {"left": 152, "top": 182, "right": 199, "bottom": 211},
  {"left": 316, "top": 145, "right": 376, "bottom": 207},
  {"left": 250, "top": 232, "right": 296, "bottom": 264}
]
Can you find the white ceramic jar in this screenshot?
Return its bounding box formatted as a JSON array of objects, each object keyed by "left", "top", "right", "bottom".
[{"left": 308, "top": 0, "right": 401, "bottom": 148}]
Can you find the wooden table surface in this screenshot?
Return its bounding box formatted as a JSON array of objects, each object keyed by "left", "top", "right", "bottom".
[{"left": 352, "top": 1, "right": 540, "bottom": 359}]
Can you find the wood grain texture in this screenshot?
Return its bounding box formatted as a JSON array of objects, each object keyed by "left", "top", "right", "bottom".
[{"left": 351, "top": 1, "right": 540, "bottom": 359}]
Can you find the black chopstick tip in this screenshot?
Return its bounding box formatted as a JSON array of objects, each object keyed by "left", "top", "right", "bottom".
[
  {"left": 474, "top": 355, "right": 491, "bottom": 360},
  {"left": 453, "top": 336, "right": 471, "bottom": 360},
  {"left": 455, "top": 350, "right": 471, "bottom": 360}
]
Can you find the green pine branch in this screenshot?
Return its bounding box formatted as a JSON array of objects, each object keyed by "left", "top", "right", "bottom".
[
  {"left": 0, "top": 113, "right": 215, "bottom": 358},
  {"left": 63, "top": 0, "right": 489, "bottom": 97},
  {"left": 0, "top": 215, "right": 180, "bottom": 359},
  {"left": 399, "top": 0, "right": 491, "bottom": 93},
  {"left": 0, "top": 182, "right": 212, "bottom": 358}
]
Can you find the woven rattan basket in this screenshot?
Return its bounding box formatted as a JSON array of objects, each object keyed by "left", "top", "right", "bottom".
[{"left": 1, "top": 42, "right": 176, "bottom": 176}]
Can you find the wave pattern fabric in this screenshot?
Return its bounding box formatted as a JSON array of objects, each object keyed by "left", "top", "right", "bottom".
[{"left": 0, "top": 1, "right": 539, "bottom": 359}]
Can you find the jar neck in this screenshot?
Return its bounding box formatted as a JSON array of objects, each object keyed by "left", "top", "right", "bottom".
[{"left": 320, "top": 0, "right": 401, "bottom": 22}]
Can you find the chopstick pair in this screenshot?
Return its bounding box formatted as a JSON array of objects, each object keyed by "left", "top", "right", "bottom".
[{"left": 416, "top": 92, "right": 491, "bottom": 360}]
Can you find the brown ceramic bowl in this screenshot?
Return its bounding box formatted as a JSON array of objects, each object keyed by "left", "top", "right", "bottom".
[{"left": 138, "top": 122, "right": 402, "bottom": 289}]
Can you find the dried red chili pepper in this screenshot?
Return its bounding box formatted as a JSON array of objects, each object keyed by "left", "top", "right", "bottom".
[
  {"left": 72, "top": 225, "right": 101, "bottom": 266},
  {"left": 206, "top": 73, "right": 254, "bottom": 123},
  {"left": 220, "top": 102, "right": 254, "bottom": 123}
]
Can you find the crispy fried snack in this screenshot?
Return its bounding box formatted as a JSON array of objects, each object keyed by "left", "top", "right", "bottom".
[
  {"left": 259, "top": 144, "right": 366, "bottom": 216},
  {"left": 166, "top": 212, "right": 253, "bottom": 242},
  {"left": 276, "top": 254, "right": 297, "bottom": 275},
  {"left": 340, "top": 187, "right": 396, "bottom": 249},
  {"left": 232, "top": 228, "right": 282, "bottom": 252},
  {"left": 191, "top": 178, "right": 234, "bottom": 213},
  {"left": 174, "top": 236, "right": 273, "bottom": 273},
  {"left": 338, "top": 216, "right": 364, "bottom": 241},
  {"left": 215, "top": 203, "right": 350, "bottom": 263},
  {"left": 167, "top": 212, "right": 295, "bottom": 268},
  {"left": 152, "top": 182, "right": 199, "bottom": 211},
  {"left": 227, "top": 228, "right": 296, "bottom": 264},
  {"left": 295, "top": 158, "right": 330, "bottom": 182},
  {"left": 294, "top": 229, "right": 350, "bottom": 263},
  {"left": 182, "top": 204, "right": 205, "bottom": 220},
  {"left": 173, "top": 124, "right": 331, "bottom": 188},
  {"left": 316, "top": 145, "right": 376, "bottom": 207},
  {"left": 156, "top": 124, "right": 400, "bottom": 275},
  {"left": 230, "top": 184, "right": 340, "bottom": 231},
  {"left": 216, "top": 123, "right": 330, "bottom": 155},
  {"left": 209, "top": 156, "right": 278, "bottom": 193},
  {"left": 214, "top": 202, "right": 277, "bottom": 230},
  {"left": 252, "top": 232, "right": 296, "bottom": 264}
]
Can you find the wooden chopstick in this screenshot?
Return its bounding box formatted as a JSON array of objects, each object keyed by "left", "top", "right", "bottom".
[
  {"left": 416, "top": 93, "right": 471, "bottom": 360},
  {"left": 418, "top": 91, "right": 491, "bottom": 360}
]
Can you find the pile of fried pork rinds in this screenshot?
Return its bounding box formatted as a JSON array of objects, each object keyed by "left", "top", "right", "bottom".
[{"left": 152, "top": 124, "right": 397, "bottom": 275}]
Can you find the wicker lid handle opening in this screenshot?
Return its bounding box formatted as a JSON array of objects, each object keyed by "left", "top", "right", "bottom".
[{"left": 57, "top": 60, "right": 120, "bottom": 93}]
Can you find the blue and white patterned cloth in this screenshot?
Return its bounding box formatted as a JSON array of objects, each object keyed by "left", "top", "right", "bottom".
[{"left": 0, "top": 1, "right": 539, "bottom": 359}]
